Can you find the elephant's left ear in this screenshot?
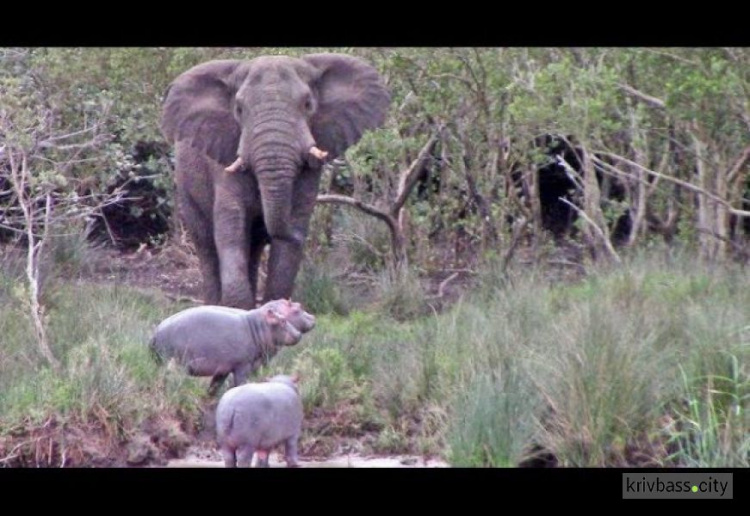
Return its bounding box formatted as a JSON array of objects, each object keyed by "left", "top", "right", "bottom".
[{"left": 303, "top": 53, "right": 391, "bottom": 159}]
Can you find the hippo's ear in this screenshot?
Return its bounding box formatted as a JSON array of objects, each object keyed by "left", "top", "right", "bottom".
[
  {"left": 291, "top": 373, "right": 301, "bottom": 384},
  {"left": 264, "top": 308, "right": 282, "bottom": 326}
]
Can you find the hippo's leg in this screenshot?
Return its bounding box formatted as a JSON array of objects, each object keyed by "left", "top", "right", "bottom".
[
  {"left": 284, "top": 436, "right": 300, "bottom": 467},
  {"left": 256, "top": 449, "right": 270, "bottom": 468},
  {"left": 235, "top": 444, "right": 255, "bottom": 468},
  {"left": 208, "top": 373, "right": 229, "bottom": 396},
  {"left": 220, "top": 446, "right": 236, "bottom": 468},
  {"left": 232, "top": 362, "right": 255, "bottom": 387}
]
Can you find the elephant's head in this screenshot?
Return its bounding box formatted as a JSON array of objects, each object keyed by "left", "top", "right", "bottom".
[{"left": 161, "top": 53, "right": 390, "bottom": 242}]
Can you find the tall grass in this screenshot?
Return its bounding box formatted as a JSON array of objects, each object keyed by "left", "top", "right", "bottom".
[
  {"left": 0, "top": 272, "right": 204, "bottom": 464},
  {"left": 1, "top": 247, "right": 747, "bottom": 467},
  {"left": 269, "top": 251, "right": 749, "bottom": 466}
]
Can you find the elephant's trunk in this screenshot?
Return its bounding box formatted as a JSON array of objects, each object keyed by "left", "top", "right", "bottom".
[
  {"left": 257, "top": 169, "right": 298, "bottom": 243},
  {"left": 225, "top": 144, "right": 325, "bottom": 174},
  {"left": 241, "top": 111, "right": 307, "bottom": 243}
]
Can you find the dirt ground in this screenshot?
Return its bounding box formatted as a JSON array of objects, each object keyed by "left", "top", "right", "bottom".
[
  {"left": 84, "top": 241, "right": 205, "bottom": 303},
  {"left": 165, "top": 442, "right": 447, "bottom": 468}
]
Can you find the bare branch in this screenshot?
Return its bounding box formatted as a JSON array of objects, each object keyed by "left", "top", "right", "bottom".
[
  {"left": 36, "top": 124, "right": 104, "bottom": 145},
  {"left": 391, "top": 128, "right": 443, "bottom": 217},
  {"left": 317, "top": 194, "right": 404, "bottom": 265},
  {"left": 639, "top": 48, "right": 700, "bottom": 67},
  {"left": 593, "top": 152, "right": 750, "bottom": 218},
  {"left": 726, "top": 144, "right": 750, "bottom": 185},
  {"left": 426, "top": 272, "right": 460, "bottom": 300},
  {"left": 555, "top": 155, "right": 585, "bottom": 192},
  {"left": 559, "top": 197, "right": 622, "bottom": 264},
  {"left": 317, "top": 194, "right": 393, "bottom": 227},
  {"left": 618, "top": 83, "right": 666, "bottom": 110},
  {"left": 36, "top": 138, "right": 108, "bottom": 152}
]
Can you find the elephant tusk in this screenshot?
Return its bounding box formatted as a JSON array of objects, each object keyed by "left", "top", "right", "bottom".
[
  {"left": 309, "top": 146, "right": 328, "bottom": 161},
  {"left": 224, "top": 157, "right": 244, "bottom": 173}
]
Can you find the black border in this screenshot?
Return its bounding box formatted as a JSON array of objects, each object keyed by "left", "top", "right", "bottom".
[
  {"left": 2, "top": 8, "right": 746, "bottom": 511},
  {"left": 1, "top": 467, "right": 746, "bottom": 507},
  {"left": 3, "top": 7, "right": 748, "bottom": 46}
]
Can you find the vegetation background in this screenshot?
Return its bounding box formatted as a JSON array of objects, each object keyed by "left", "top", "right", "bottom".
[{"left": 0, "top": 47, "right": 747, "bottom": 467}]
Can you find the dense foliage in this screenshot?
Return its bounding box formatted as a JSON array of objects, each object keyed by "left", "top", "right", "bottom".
[{"left": 2, "top": 47, "right": 747, "bottom": 263}]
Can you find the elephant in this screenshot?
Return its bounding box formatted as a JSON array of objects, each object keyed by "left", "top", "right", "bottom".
[{"left": 160, "top": 53, "right": 391, "bottom": 309}]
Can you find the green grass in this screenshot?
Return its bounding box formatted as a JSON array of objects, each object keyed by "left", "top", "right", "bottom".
[
  {"left": 294, "top": 260, "right": 350, "bottom": 316},
  {"left": 0, "top": 276, "right": 204, "bottom": 464},
  {"left": 1, "top": 249, "right": 747, "bottom": 466},
  {"left": 267, "top": 250, "right": 749, "bottom": 466}
]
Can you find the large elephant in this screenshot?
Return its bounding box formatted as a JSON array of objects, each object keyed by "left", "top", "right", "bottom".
[{"left": 160, "top": 53, "right": 390, "bottom": 309}]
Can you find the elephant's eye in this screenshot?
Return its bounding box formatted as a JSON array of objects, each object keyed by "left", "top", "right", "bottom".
[
  {"left": 302, "top": 96, "right": 315, "bottom": 114},
  {"left": 234, "top": 103, "right": 243, "bottom": 118}
]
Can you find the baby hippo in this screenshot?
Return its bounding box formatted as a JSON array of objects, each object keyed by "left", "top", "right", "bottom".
[
  {"left": 216, "top": 374, "right": 303, "bottom": 468},
  {"left": 150, "top": 302, "right": 310, "bottom": 395}
]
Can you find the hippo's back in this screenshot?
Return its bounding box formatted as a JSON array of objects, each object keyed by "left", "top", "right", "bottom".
[
  {"left": 216, "top": 382, "right": 302, "bottom": 449},
  {"left": 150, "top": 305, "right": 252, "bottom": 362}
]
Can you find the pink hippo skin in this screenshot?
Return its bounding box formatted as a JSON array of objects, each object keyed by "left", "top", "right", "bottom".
[{"left": 215, "top": 374, "right": 303, "bottom": 467}]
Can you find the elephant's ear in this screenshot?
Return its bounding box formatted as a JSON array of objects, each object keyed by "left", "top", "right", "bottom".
[
  {"left": 303, "top": 53, "right": 390, "bottom": 159},
  {"left": 160, "top": 60, "right": 245, "bottom": 166}
]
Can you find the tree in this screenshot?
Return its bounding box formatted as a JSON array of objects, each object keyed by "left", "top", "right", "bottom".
[{"left": 1, "top": 52, "right": 126, "bottom": 369}]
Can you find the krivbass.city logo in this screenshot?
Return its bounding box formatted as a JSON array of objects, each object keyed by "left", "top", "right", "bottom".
[{"left": 622, "top": 473, "right": 733, "bottom": 499}]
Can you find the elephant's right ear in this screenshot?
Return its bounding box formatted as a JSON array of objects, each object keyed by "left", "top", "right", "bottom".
[{"left": 160, "top": 60, "right": 245, "bottom": 167}]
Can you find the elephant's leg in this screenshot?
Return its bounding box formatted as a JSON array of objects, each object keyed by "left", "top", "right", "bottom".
[
  {"left": 214, "top": 201, "right": 254, "bottom": 309},
  {"left": 263, "top": 167, "right": 322, "bottom": 302},
  {"left": 264, "top": 240, "right": 304, "bottom": 302},
  {"left": 181, "top": 195, "right": 221, "bottom": 305}
]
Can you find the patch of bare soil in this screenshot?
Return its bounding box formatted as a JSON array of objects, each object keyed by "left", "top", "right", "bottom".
[
  {"left": 84, "top": 242, "right": 204, "bottom": 302},
  {"left": 165, "top": 442, "right": 448, "bottom": 468},
  {"left": 0, "top": 414, "right": 193, "bottom": 468}
]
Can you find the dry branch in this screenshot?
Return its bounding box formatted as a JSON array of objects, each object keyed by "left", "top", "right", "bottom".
[
  {"left": 592, "top": 152, "right": 750, "bottom": 218},
  {"left": 391, "top": 128, "right": 443, "bottom": 217},
  {"left": 559, "top": 198, "right": 622, "bottom": 264},
  {"left": 426, "top": 272, "right": 460, "bottom": 300},
  {"left": 317, "top": 129, "right": 444, "bottom": 268},
  {"left": 618, "top": 84, "right": 666, "bottom": 110},
  {"left": 726, "top": 144, "right": 750, "bottom": 185}
]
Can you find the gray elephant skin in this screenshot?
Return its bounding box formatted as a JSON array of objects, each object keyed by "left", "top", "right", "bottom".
[
  {"left": 216, "top": 374, "right": 303, "bottom": 467},
  {"left": 149, "top": 302, "right": 313, "bottom": 394},
  {"left": 160, "top": 53, "right": 391, "bottom": 309}
]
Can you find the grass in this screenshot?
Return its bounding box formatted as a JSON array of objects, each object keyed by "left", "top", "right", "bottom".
[
  {"left": 0, "top": 247, "right": 747, "bottom": 467},
  {"left": 268, "top": 250, "right": 748, "bottom": 466},
  {"left": 0, "top": 269, "right": 205, "bottom": 465},
  {"left": 294, "top": 260, "right": 350, "bottom": 316}
]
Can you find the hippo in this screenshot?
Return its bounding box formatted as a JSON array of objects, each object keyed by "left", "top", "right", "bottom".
[
  {"left": 216, "top": 374, "right": 304, "bottom": 468},
  {"left": 209, "top": 299, "right": 316, "bottom": 334},
  {"left": 150, "top": 301, "right": 313, "bottom": 395}
]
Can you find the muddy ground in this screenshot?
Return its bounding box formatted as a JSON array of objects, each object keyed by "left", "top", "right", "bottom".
[{"left": 167, "top": 442, "right": 447, "bottom": 468}]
